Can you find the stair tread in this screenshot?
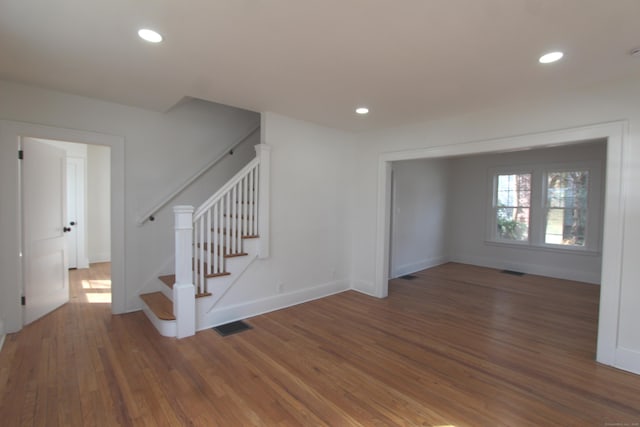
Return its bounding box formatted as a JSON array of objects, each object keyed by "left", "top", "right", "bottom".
[
  {"left": 211, "top": 228, "right": 260, "bottom": 239},
  {"left": 140, "top": 292, "right": 175, "bottom": 321},
  {"left": 205, "top": 271, "right": 231, "bottom": 279},
  {"left": 196, "top": 243, "right": 248, "bottom": 255},
  {"left": 158, "top": 274, "right": 175, "bottom": 288}
]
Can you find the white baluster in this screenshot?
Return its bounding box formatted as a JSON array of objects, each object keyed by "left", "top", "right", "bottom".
[
  {"left": 231, "top": 185, "right": 237, "bottom": 254},
  {"left": 225, "top": 192, "right": 231, "bottom": 256},
  {"left": 206, "top": 209, "right": 211, "bottom": 284},
  {"left": 249, "top": 168, "right": 256, "bottom": 235},
  {"left": 199, "top": 216, "right": 205, "bottom": 293},
  {"left": 242, "top": 175, "right": 247, "bottom": 239},
  {"left": 213, "top": 202, "right": 218, "bottom": 274}
]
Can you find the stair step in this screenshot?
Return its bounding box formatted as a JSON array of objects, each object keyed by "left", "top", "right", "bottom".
[
  {"left": 159, "top": 274, "right": 175, "bottom": 289},
  {"left": 158, "top": 274, "right": 214, "bottom": 298},
  {"left": 193, "top": 260, "right": 234, "bottom": 277},
  {"left": 196, "top": 242, "right": 248, "bottom": 255},
  {"left": 140, "top": 292, "right": 175, "bottom": 320},
  {"left": 211, "top": 228, "right": 260, "bottom": 239},
  {"left": 223, "top": 214, "right": 255, "bottom": 219},
  {"left": 206, "top": 271, "right": 231, "bottom": 279}
]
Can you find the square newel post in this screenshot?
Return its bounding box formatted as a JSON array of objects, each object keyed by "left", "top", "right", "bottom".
[
  {"left": 173, "top": 205, "right": 195, "bottom": 338},
  {"left": 255, "top": 144, "right": 271, "bottom": 259}
]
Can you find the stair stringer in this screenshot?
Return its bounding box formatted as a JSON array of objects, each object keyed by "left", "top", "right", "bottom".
[{"left": 195, "top": 238, "right": 259, "bottom": 331}]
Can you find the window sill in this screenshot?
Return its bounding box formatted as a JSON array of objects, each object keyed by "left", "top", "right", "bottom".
[{"left": 484, "top": 240, "right": 601, "bottom": 257}]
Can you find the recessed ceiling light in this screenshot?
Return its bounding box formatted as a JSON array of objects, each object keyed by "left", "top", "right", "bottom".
[
  {"left": 539, "top": 51, "right": 563, "bottom": 64},
  {"left": 138, "top": 28, "right": 163, "bottom": 43},
  {"left": 355, "top": 107, "right": 369, "bottom": 115}
]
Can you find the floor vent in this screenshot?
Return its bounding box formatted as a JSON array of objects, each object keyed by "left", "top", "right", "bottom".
[
  {"left": 502, "top": 270, "right": 525, "bottom": 276},
  {"left": 213, "top": 320, "right": 252, "bottom": 336},
  {"left": 400, "top": 274, "right": 418, "bottom": 280}
]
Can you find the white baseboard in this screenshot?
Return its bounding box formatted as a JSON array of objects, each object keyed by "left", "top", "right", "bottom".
[
  {"left": 351, "top": 280, "right": 376, "bottom": 296},
  {"left": 78, "top": 256, "right": 90, "bottom": 269},
  {"left": 392, "top": 256, "right": 449, "bottom": 279},
  {"left": 140, "top": 303, "right": 177, "bottom": 337},
  {"left": 197, "top": 279, "right": 350, "bottom": 331},
  {"left": 451, "top": 254, "right": 601, "bottom": 284},
  {"left": 0, "top": 319, "right": 5, "bottom": 352},
  {"left": 614, "top": 346, "right": 640, "bottom": 375},
  {"left": 89, "top": 252, "right": 111, "bottom": 264}
]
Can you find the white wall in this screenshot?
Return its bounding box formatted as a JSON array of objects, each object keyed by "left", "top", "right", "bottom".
[
  {"left": 87, "top": 144, "right": 111, "bottom": 263},
  {"left": 448, "top": 141, "right": 606, "bottom": 283},
  {"left": 390, "top": 158, "right": 450, "bottom": 278},
  {"left": 350, "top": 74, "right": 640, "bottom": 374},
  {"left": 0, "top": 80, "right": 260, "bottom": 331},
  {"left": 210, "top": 112, "right": 355, "bottom": 317}
]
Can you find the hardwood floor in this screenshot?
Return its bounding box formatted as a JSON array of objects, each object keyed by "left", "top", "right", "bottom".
[{"left": 1, "top": 262, "right": 639, "bottom": 426}]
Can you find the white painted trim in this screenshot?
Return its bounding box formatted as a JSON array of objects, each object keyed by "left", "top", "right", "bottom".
[
  {"left": 391, "top": 256, "right": 449, "bottom": 279},
  {"left": 374, "top": 121, "right": 627, "bottom": 370},
  {"left": 197, "top": 279, "right": 349, "bottom": 331},
  {"left": 450, "top": 254, "right": 600, "bottom": 284},
  {"left": 256, "top": 144, "right": 271, "bottom": 259},
  {"left": 88, "top": 252, "right": 112, "bottom": 264},
  {"left": 174, "top": 283, "right": 195, "bottom": 338},
  {"left": 614, "top": 347, "right": 640, "bottom": 375},
  {"left": 352, "top": 280, "right": 376, "bottom": 297},
  {"left": 140, "top": 303, "right": 177, "bottom": 338},
  {"left": 0, "top": 120, "right": 125, "bottom": 331},
  {"left": 0, "top": 319, "right": 5, "bottom": 352}
]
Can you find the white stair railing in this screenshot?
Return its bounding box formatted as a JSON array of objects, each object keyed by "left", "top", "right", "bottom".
[
  {"left": 173, "top": 145, "right": 270, "bottom": 335},
  {"left": 193, "top": 157, "right": 260, "bottom": 294}
]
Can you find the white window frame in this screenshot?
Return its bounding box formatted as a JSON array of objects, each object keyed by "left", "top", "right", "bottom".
[
  {"left": 487, "top": 161, "right": 602, "bottom": 253},
  {"left": 488, "top": 168, "right": 533, "bottom": 245},
  {"left": 541, "top": 162, "right": 602, "bottom": 252}
]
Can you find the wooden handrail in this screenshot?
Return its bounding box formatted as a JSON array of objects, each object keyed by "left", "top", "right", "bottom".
[{"left": 136, "top": 124, "right": 259, "bottom": 225}]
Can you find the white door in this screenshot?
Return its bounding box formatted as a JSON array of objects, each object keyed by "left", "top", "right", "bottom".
[
  {"left": 22, "top": 138, "right": 70, "bottom": 324},
  {"left": 66, "top": 158, "right": 79, "bottom": 268}
]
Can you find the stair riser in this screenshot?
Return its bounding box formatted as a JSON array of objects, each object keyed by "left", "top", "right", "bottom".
[{"left": 141, "top": 304, "right": 176, "bottom": 337}]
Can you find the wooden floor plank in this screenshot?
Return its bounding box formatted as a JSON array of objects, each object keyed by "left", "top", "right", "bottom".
[{"left": 1, "top": 262, "right": 640, "bottom": 426}]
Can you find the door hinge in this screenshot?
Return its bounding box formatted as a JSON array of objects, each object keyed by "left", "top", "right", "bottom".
[
  {"left": 18, "top": 150, "right": 23, "bottom": 160},
  {"left": 21, "top": 296, "right": 26, "bottom": 306}
]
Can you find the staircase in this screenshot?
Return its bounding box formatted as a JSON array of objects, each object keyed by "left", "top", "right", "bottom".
[{"left": 139, "top": 144, "right": 270, "bottom": 338}]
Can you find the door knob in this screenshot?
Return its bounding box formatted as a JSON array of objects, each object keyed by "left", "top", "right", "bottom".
[
  {"left": 70, "top": 221, "right": 76, "bottom": 226},
  {"left": 63, "top": 227, "right": 72, "bottom": 232}
]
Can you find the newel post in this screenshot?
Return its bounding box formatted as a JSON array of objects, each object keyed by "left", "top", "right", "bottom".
[
  {"left": 255, "top": 144, "right": 271, "bottom": 259},
  {"left": 173, "top": 205, "right": 195, "bottom": 338}
]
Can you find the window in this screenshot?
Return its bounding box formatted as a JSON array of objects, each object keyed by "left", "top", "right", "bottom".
[
  {"left": 495, "top": 173, "right": 531, "bottom": 242},
  {"left": 488, "top": 163, "right": 600, "bottom": 252},
  {"left": 544, "top": 170, "right": 589, "bottom": 246}
]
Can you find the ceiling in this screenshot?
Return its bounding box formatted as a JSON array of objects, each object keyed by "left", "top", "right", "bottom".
[{"left": 1, "top": 0, "right": 639, "bottom": 132}]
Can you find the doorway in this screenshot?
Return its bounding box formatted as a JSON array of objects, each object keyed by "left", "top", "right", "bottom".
[
  {"left": 22, "top": 137, "right": 112, "bottom": 323},
  {"left": 0, "top": 119, "right": 125, "bottom": 334},
  {"left": 374, "top": 121, "right": 626, "bottom": 368}
]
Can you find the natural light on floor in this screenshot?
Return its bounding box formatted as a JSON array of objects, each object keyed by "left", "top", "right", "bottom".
[{"left": 81, "top": 279, "right": 111, "bottom": 303}]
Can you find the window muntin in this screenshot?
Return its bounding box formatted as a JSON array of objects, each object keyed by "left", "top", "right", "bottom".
[
  {"left": 495, "top": 173, "right": 531, "bottom": 242},
  {"left": 544, "top": 170, "right": 589, "bottom": 246}
]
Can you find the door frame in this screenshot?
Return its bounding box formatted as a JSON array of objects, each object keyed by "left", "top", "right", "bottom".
[
  {"left": 374, "top": 120, "right": 627, "bottom": 369},
  {"left": 1, "top": 120, "right": 125, "bottom": 332}
]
